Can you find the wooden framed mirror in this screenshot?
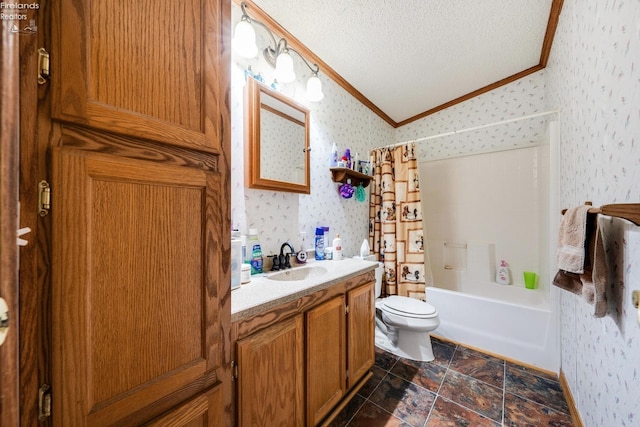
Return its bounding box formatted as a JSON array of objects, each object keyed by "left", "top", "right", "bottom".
[{"left": 245, "top": 77, "right": 310, "bottom": 194}]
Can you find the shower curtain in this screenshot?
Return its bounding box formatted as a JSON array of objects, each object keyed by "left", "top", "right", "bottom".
[{"left": 369, "top": 143, "right": 433, "bottom": 300}]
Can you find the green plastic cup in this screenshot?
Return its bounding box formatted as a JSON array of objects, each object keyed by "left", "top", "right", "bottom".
[{"left": 523, "top": 271, "right": 537, "bottom": 289}]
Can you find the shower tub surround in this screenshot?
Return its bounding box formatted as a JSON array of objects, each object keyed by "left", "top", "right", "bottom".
[{"left": 419, "top": 139, "right": 559, "bottom": 372}]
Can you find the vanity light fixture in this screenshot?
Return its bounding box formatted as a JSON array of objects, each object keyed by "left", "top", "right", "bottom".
[{"left": 233, "top": 1, "right": 325, "bottom": 101}]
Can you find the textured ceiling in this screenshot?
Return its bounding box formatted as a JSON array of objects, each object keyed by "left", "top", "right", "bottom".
[{"left": 248, "top": 0, "right": 555, "bottom": 125}]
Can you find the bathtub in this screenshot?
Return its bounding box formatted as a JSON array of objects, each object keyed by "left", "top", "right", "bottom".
[{"left": 426, "top": 285, "right": 559, "bottom": 372}]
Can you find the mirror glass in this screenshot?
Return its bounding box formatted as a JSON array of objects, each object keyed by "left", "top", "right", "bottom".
[{"left": 245, "top": 78, "right": 310, "bottom": 194}]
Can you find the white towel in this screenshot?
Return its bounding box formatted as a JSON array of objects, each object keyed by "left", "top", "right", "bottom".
[
  {"left": 557, "top": 205, "right": 592, "bottom": 274},
  {"left": 553, "top": 214, "right": 609, "bottom": 318}
]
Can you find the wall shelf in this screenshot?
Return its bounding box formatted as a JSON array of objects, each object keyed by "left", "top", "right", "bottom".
[{"left": 330, "top": 167, "right": 372, "bottom": 188}]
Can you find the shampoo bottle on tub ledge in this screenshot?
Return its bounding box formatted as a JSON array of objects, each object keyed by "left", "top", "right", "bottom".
[{"left": 496, "top": 260, "right": 511, "bottom": 285}]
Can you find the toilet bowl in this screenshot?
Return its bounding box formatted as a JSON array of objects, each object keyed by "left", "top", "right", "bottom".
[{"left": 372, "top": 262, "right": 440, "bottom": 361}]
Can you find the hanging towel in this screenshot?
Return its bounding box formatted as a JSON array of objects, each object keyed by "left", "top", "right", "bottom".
[
  {"left": 556, "top": 205, "right": 592, "bottom": 274},
  {"left": 581, "top": 219, "right": 608, "bottom": 317},
  {"left": 553, "top": 215, "right": 609, "bottom": 317}
]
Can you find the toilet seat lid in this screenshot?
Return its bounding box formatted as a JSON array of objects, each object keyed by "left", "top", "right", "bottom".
[{"left": 381, "top": 295, "right": 437, "bottom": 318}]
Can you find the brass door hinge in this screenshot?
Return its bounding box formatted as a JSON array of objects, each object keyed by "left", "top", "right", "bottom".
[
  {"left": 231, "top": 361, "right": 238, "bottom": 381},
  {"left": 38, "top": 48, "right": 50, "bottom": 85},
  {"left": 38, "top": 180, "right": 50, "bottom": 217},
  {"left": 38, "top": 384, "right": 51, "bottom": 420}
]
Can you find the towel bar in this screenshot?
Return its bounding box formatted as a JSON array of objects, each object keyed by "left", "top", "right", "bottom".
[{"left": 561, "top": 203, "right": 640, "bottom": 226}]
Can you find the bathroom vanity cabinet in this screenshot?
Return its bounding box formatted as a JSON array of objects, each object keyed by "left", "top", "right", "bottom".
[
  {"left": 236, "top": 315, "right": 305, "bottom": 426},
  {"left": 232, "top": 271, "right": 375, "bottom": 426},
  {"left": 307, "top": 295, "right": 346, "bottom": 425},
  {"left": 307, "top": 283, "right": 375, "bottom": 425}
]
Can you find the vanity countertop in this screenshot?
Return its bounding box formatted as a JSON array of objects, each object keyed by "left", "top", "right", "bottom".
[{"left": 231, "top": 258, "right": 379, "bottom": 322}]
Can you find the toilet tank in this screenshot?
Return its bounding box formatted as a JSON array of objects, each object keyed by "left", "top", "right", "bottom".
[{"left": 355, "top": 254, "right": 383, "bottom": 297}]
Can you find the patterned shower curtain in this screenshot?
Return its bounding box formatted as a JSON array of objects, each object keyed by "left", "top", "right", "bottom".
[{"left": 369, "top": 143, "right": 433, "bottom": 300}]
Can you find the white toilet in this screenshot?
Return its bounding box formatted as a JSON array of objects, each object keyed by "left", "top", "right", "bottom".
[{"left": 373, "top": 263, "right": 440, "bottom": 362}]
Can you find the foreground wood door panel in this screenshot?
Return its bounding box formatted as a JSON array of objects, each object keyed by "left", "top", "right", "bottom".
[
  {"left": 236, "top": 315, "right": 304, "bottom": 427},
  {"left": 52, "top": 0, "right": 225, "bottom": 152},
  {"left": 14, "top": 0, "right": 232, "bottom": 425},
  {"left": 51, "top": 148, "right": 225, "bottom": 425},
  {"left": 0, "top": 17, "right": 20, "bottom": 425},
  {"left": 347, "top": 283, "right": 375, "bottom": 389},
  {"left": 145, "top": 385, "right": 224, "bottom": 427},
  {"left": 306, "top": 296, "right": 346, "bottom": 426}
]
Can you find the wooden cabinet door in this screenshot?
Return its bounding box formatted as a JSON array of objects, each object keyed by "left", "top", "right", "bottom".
[
  {"left": 51, "top": 148, "right": 226, "bottom": 426},
  {"left": 347, "top": 283, "right": 375, "bottom": 389},
  {"left": 236, "top": 315, "right": 304, "bottom": 427},
  {"left": 52, "top": 0, "right": 227, "bottom": 153},
  {"left": 306, "top": 296, "right": 346, "bottom": 426},
  {"left": 145, "top": 385, "right": 224, "bottom": 427}
]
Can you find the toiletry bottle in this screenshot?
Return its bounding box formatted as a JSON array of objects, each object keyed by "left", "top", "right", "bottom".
[
  {"left": 332, "top": 234, "right": 343, "bottom": 260},
  {"left": 231, "top": 238, "right": 242, "bottom": 289},
  {"left": 496, "top": 260, "right": 511, "bottom": 285},
  {"left": 344, "top": 149, "right": 351, "bottom": 169},
  {"left": 314, "top": 227, "right": 325, "bottom": 260},
  {"left": 330, "top": 143, "right": 338, "bottom": 167},
  {"left": 247, "top": 229, "right": 263, "bottom": 274},
  {"left": 360, "top": 239, "right": 370, "bottom": 258},
  {"left": 240, "top": 234, "right": 247, "bottom": 264},
  {"left": 296, "top": 231, "right": 308, "bottom": 263},
  {"left": 244, "top": 66, "right": 254, "bottom": 82}
]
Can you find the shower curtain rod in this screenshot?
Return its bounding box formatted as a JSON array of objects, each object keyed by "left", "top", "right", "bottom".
[{"left": 375, "top": 109, "right": 560, "bottom": 151}]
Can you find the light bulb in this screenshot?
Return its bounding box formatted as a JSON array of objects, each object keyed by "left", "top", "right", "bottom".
[
  {"left": 233, "top": 19, "right": 258, "bottom": 58},
  {"left": 306, "top": 74, "right": 324, "bottom": 102},
  {"left": 274, "top": 51, "right": 296, "bottom": 83}
]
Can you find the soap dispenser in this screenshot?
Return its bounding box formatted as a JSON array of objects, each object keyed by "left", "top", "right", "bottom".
[
  {"left": 496, "top": 260, "right": 511, "bottom": 285},
  {"left": 296, "top": 231, "right": 308, "bottom": 264}
]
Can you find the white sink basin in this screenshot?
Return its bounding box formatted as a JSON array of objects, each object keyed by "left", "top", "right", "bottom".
[{"left": 267, "top": 266, "right": 328, "bottom": 282}]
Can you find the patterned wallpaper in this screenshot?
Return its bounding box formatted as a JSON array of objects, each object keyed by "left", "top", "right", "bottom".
[
  {"left": 392, "top": 1, "right": 640, "bottom": 423},
  {"left": 232, "top": 1, "right": 640, "bottom": 424},
  {"left": 395, "top": 71, "right": 548, "bottom": 155},
  {"left": 231, "top": 3, "right": 393, "bottom": 260},
  {"left": 545, "top": 1, "right": 640, "bottom": 426}
]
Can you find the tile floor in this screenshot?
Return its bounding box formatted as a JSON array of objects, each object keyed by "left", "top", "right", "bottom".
[{"left": 330, "top": 337, "right": 574, "bottom": 427}]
